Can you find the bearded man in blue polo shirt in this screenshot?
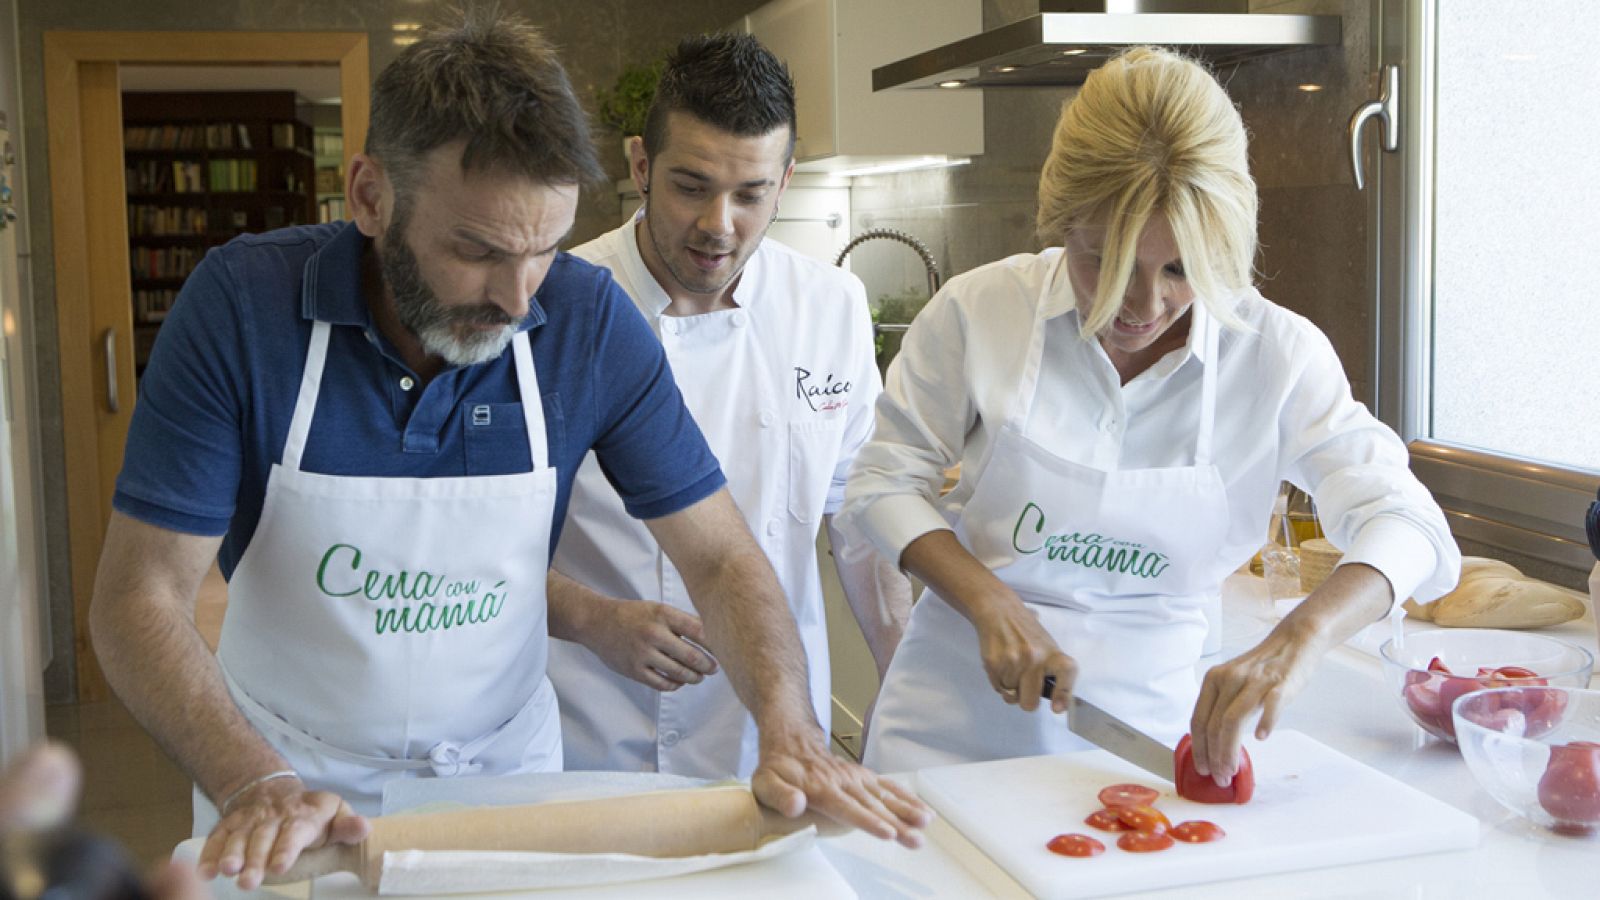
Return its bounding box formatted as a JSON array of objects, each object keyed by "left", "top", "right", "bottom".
[{"left": 87, "top": 10, "right": 927, "bottom": 892}]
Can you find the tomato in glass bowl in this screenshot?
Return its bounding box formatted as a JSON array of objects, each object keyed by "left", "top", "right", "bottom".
[
  {"left": 1455, "top": 686, "right": 1600, "bottom": 837},
  {"left": 1378, "top": 629, "right": 1592, "bottom": 744}
]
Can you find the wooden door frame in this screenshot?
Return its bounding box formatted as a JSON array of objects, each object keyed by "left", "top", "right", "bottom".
[{"left": 43, "top": 31, "right": 369, "bottom": 701}]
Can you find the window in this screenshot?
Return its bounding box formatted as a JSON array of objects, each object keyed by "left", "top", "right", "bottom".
[{"left": 1370, "top": 0, "right": 1600, "bottom": 570}]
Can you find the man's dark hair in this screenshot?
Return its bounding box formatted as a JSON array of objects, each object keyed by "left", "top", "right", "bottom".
[
  {"left": 365, "top": 5, "right": 605, "bottom": 206},
  {"left": 641, "top": 33, "right": 797, "bottom": 160}
]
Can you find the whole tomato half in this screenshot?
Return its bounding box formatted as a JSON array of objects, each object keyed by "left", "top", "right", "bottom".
[
  {"left": 1538, "top": 740, "right": 1600, "bottom": 833},
  {"left": 1173, "top": 734, "right": 1255, "bottom": 804}
]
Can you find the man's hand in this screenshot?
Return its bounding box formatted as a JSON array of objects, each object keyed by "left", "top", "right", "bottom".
[
  {"left": 197, "top": 776, "right": 369, "bottom": 891},
  {"left": 585, "top": 597, "right": 720, "bottom": 691},
  {"left": 751, "top": 724, "right": 931, "bottom": 849}
]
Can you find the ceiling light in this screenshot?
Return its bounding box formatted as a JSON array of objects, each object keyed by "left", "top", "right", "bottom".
[
  {"left": 1297, "top": 83, "right": 1323, "bottom": 92},
  {"left": 937, "top": 79, "right": 965, "bottom": 89},
  {"left": 1060, "top": 48, "right": 1087, "bottom": 56},
  {"left": 834, "top": 156, "right": 972, "bottom": 179},
  {"left": 997, "top": 65, "right": 1018, "bottom": 73}
]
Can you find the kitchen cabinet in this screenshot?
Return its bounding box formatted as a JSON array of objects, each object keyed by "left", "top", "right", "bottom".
[{"left": 732, "top": 0, "right": 983, "bottom": 172}]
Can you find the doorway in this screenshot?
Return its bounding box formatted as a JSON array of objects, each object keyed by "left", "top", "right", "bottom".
[{"left": 42, "top": 31, "right": 369, "bottom": 702}]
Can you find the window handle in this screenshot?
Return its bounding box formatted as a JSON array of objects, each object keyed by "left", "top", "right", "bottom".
[
  {"left": 103, "top": 327, "right": 119, "bottom": 414},
  {"left": 1348, "top": 64, "right": 1400, "bottom": 191}
]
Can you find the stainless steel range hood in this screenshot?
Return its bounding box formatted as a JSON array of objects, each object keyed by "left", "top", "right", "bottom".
[{"left": 873, "top": 1, "right": 1341, "bottom": 91}]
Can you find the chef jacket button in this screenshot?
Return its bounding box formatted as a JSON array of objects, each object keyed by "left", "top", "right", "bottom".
[
  {"left": 766, "top": 519, "right": 781, "bottom": 537},
  {"left": 661, "top": 729, "right": 682, "bottom": 747},
  {"left": 759, "top": 410, "right": 775, "bottom": 428},
  {"left": 731, "top": 311, "right": 747, "bottom": 327},
  {"left": 399, "top": 376, "right": 415, "bottom": 391}
]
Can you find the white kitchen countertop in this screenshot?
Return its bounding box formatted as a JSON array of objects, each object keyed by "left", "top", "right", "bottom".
[{"left": 182, "top": 573, "right": 1600, "bottom": 899}]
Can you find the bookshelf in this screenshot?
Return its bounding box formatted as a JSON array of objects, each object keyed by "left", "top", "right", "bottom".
[
  {"left": 123, "top": 91, "right": 316, "bottom": 371},
  {"left": 314, "top": 125, "right": 346, "bottom": 223}
]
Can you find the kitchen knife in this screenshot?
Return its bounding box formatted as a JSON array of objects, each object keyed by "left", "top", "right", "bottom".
[{"left": 1042, "top": 675, "right": 1175, "bottom": 782}]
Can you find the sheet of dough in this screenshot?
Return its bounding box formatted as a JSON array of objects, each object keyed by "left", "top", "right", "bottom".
[{"left": 374, "top": 828, "right": 815, "bottom": 895}]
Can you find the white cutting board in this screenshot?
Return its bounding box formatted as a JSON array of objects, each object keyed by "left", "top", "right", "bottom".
[{"left": 915, "top": 730, "right": 1479, "bottom": 900}]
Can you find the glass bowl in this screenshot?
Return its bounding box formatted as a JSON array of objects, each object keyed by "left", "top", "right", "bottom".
[
  {"left": 1378, "top": 628, "right": 1593, "bottom": 743},
  {"left": 1454, "top": 686, "right": 1600, "bottom": 836}
]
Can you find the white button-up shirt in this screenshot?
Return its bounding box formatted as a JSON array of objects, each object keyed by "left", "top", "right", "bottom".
[
  {"left": 841, "top": 249, "right": 1459, "bottom": 606},
  {"left": 550, "top": 220, "right": 880, "bottom": 778}
]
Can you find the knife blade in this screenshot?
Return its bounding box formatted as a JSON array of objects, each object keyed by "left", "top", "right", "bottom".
[{"left": 1042, "top": 675, "right": 1175, "bottom": 783}]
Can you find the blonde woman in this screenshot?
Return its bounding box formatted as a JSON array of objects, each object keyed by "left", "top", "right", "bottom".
[{"left": 841, "top": 47, "right": 1459, "bottom": 783}]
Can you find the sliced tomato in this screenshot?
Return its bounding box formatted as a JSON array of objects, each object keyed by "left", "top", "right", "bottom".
[
  {"left": 1169, "top": 820, "right": 1226, "bottom": 843},
  {"left": 1173, "top": 734, "right": 1256, "bottom": 804},
  {"left": 1114, "top": 805, "right": 1170, "bottom": 834},
  {"left": 1046, "top": 833, "right": 1106, "bottom": 857},
  {"left": 1488, "top": 665, "right": 1541, "bottom": 682},
  {"left": 1116, "top": 830, "right": 1176, "bottom": 853},
  {"left": 1097, "top": 783, "right": 1161, "bottom": 809},
  {"left": 1083, "top": 808, "right": 1129, "bottom": 832}
]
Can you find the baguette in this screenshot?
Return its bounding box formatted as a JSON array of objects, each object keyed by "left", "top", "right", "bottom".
[
  {"left": 1403, "top": 557, "right": 1521, "bottom": 622},
  {"left": 1403, "top": 557, "right": 1585, "bottom": 629}
]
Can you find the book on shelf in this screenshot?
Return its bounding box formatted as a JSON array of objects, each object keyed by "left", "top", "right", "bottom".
[
  {"left": 130, "top": 245, "right": 200, "bottom": 280},
  {"left": 313, "top": 131, "right": 344, "bottom": 159},
  {"left": 133, "top": 288, "right": 180, "bottom": 325},
  {"left": 127, "top": 204, "right": 207, "bottom": 236},
  {"left": 318, "top": 196, "right": 346, "bottom": 223}
]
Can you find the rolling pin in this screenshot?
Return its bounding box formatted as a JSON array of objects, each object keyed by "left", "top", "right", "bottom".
[{"left": 265, "top": 785, "right": 843, "bottom": 888}]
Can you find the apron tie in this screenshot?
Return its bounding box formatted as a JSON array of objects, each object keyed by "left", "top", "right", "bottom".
[{"left": 426, "top": 741, "right": 484, "bottom": 778}]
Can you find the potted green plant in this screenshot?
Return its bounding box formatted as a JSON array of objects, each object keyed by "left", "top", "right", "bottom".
[
  {"left": 596, "top": 60, "right": 662, "bottom": 153},
  {"left": 873, "top": 289, "right": 931, "bottom": 375}
]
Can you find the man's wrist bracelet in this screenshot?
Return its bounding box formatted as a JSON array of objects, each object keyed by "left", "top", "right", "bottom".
[{"left": 219, "top": 769, "right": 299, "bottom": 816}]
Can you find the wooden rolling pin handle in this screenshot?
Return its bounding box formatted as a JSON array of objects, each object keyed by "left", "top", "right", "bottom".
[{"left": 262, "top": 842, "right": 362, "bottom": 886}]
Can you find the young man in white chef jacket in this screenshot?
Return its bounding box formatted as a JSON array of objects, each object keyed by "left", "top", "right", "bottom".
[{"left": 547, "top": 33, "right": 912, "bottom": 778}]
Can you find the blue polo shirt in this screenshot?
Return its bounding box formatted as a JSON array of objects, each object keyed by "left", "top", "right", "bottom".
[{"left": 114, "top": 222, "right": 725, "bottom": 579}]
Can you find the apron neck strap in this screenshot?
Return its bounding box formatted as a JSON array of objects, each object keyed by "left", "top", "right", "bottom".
[
  {"left": 1007, "top": 252, "right": 1222, "bottom": 469},
  {"left": 281, "top": 320, "right": 332, "bottom": 472},
  {"left": 1003, "top": 253, "right": 1065, "bottom": 433},
  {"left": 511, "top": 331, "right": 548, "bottom": 470},
  {"left": 280, "top": 324, "right": 550, "bottom": 473},
  {"left": 1193, "top": 304, "right": 1219, "bottom": 467}
]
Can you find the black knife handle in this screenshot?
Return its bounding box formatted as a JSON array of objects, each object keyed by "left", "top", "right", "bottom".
[{"left": 1042, "top": 674, "right": 1056, "bottom": 698}]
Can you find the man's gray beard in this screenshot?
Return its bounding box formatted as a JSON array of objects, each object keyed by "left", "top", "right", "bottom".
[
  {"left": 415, "top": 319, "right": 515, "bottom": 367},
  {"left": 382, "top": 216, "right": 517, "bottom": 367}
]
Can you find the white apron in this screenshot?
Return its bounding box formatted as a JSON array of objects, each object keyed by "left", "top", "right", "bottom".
[
  {"left": 194, "top": 321, "right": 561, "bottom": 833},
  {"left": 865, "top": 256, "right": 1232, "bottom": 773},
  {"left": 550, "top": 306, "right": 832, "bottom": 778}
]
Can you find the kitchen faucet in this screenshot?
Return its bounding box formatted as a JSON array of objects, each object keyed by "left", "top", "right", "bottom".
[{"left": 833, "top": 228, "right": 941, "bottom": 337}]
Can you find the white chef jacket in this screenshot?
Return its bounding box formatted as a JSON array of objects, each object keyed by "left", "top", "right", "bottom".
[
  {"left": 550, "top": 220, "right": 881, "bottom": 777},
  {"left": 841, "top": 249, "right": 1460, "bottom": 608}
]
